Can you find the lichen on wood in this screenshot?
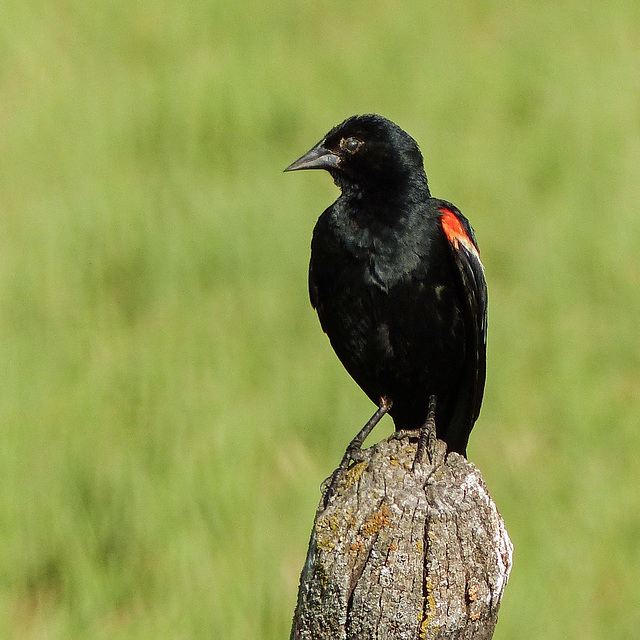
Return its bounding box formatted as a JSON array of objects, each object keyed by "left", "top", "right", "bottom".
[{"left": 290, "top": 436, "right": 512, "bottom": 640}]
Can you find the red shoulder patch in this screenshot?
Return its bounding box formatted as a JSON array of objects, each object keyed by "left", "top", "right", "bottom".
[{"left": 440, "top": 208, "right": 478, "bottom": 256}]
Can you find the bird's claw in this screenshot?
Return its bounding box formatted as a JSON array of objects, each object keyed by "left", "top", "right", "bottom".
[
  {"left": 412, "top": 395, "right": 439, "bottom": 471},
  {"left": 389, "top": 428, "right": 421, "bottom": 442}
]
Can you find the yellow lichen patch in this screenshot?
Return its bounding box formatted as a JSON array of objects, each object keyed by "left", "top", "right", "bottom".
[
  {"left": 315, "top": 514, "right": 328, "bottom": 530},
  {"left": 416, "top": 539, "right": 423, "bottom": 553},
  {"left": 389, "top": 450, "right": 414, "bottom": 470},
  {"left": 419, "top": 576, "right": 437, "bottom": 639},
  {"left": 361, "top": 504, "right": 391, "bottom": 537},
  {"left": 343, "top": 461, "right": 368, "bottom": 489},
  {"left": 349, "top": 540, "right": 365, "bottom": 557},
  {"left": 419, "top": 615, "right": 429, "bottom": 639},
  {"left": 315, "top": 511, "right": 343, "bottom": 536},
  {"left": 467, "top": 582, "right": 482, "bottom": 621},
  {"left": 316, "top": 536, "right": 335, "bottom": 552}
]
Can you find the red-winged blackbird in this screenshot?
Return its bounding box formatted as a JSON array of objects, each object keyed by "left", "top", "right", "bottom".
[{"left": 285, "top": 114, "right": 487, "bottom": 464}]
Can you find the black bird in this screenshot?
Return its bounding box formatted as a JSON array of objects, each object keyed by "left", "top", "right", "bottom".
[{"left": 285, "top": 114, "right": 487, "bottom": 466}]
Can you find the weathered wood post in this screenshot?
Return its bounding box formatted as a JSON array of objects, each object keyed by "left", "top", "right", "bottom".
[{"left": 290, "top": 436, "right": 512, "bottom": 640}]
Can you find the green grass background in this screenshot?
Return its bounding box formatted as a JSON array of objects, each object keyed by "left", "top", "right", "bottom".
[{"left": 1, "top": 1, "right": 639, "bottom": 638}]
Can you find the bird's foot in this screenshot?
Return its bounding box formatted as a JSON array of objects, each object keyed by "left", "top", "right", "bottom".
[
  {"left": 321, "top": 397, "right": 392, "bottom": 508},
  {"left": 389, "top": 428, "right": 421, "bottom": 442},
  {"left": 412, "top": 395, "right": 439, "bottom": 471}
]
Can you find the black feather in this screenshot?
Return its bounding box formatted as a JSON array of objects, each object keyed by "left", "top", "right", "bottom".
[{"left": 287, "top": 114, "right": 487, "bottom": 456}]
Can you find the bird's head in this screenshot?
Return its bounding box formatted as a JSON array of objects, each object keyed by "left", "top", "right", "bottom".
[{"left": 285, "top": 114, "right": 429, "bottom": 197}]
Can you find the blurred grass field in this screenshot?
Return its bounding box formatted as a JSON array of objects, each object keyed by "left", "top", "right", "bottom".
[{"left": 1, "top": 1, "right": 639, "bottom": 638}]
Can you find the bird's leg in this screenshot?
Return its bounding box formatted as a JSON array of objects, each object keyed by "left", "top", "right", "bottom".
[
  {"left": 339, "top": 396, "right": 392, "bottom": 469},
  {"left": 413, "top": 394, "right": 437, "bottom": 471},
  {"left": 322, "top": 397, "right": 392, "bottom": 507}
]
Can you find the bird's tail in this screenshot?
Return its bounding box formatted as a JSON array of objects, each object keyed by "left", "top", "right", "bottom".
[{"left": 440, "top": 362, "right": 485, "bottom": 457}]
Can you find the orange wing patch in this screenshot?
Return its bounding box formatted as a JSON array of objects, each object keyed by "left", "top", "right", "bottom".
[{"left": 440, "top": 208, "right": 479, "bottom": 257}]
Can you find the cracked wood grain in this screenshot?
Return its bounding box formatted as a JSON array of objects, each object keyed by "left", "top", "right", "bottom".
[{"left": 290, "top": 436, "right": 512, "bottom": 640}]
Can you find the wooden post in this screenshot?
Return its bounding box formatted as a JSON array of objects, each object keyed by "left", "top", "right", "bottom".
[{"left": 290, "top": 436, "right": 512, "bottom": 640}]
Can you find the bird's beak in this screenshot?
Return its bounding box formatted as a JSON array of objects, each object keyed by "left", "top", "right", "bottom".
[{"left": 284, "top": 141, "right": 340, "bottom": 172}]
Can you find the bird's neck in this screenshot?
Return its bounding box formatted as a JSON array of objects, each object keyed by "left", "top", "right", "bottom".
[
  {"left": 328, "top": 181, "right": 431, "bottom": 265},
  {"left": 338, "top": 176, "right": 430, "bottom": 226}
]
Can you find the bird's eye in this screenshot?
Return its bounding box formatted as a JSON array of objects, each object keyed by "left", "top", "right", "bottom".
[{"left": 340, "top": 137, "right": 363, "bottom": 154}]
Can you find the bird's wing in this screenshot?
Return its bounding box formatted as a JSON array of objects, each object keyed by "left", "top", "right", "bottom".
[
  {"left": 439, "top": 205, "right": 488, "bottom": 434},
  {"left": 309, "top": 258, "right": 320, "bottom": 311},
  {"left": 308, "top": 239, "right": 333, "bottom": 339},
  {"left": 308, "top": 211, "right": 338, "bottom": 335}
]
